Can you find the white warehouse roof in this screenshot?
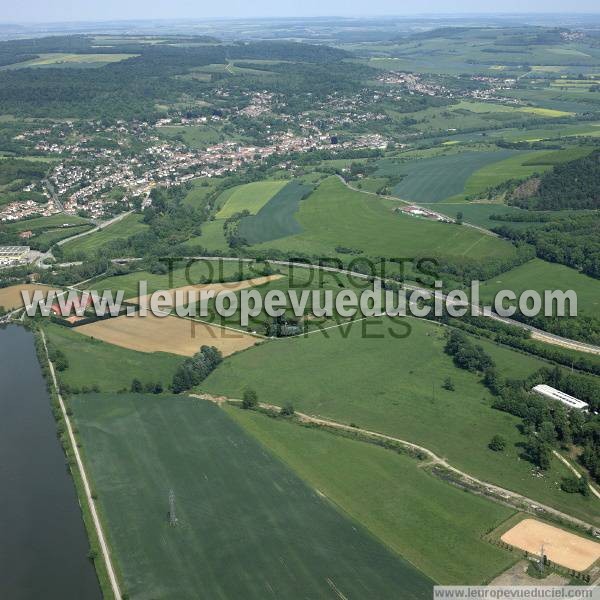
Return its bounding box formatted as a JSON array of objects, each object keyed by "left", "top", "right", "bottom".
[{"left": 532, "top": 384, "right": 589, "bottom": 411}]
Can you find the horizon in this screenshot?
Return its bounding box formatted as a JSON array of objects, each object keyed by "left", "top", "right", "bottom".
[{"left": 3, "top": 5, "right": 600, "bottom": 26}]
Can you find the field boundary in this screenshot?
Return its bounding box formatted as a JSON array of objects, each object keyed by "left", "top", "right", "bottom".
[
  {"left": 192, "top": 393, "right": 599, "bottom": 535},
  {"left": 40, "top": 329, "right": 122, "bottom": 600}
]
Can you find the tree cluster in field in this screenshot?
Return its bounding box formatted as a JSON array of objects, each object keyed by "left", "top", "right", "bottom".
[
  {"left": 171, "top": 345, "right": 223, "bottom": 393},
  {"left": 223, "top": 210, "right": 251, "bottom": 249},
  {"left": 0, "top": 158, "right": 48, "bottom": 188},
  {"left": 444, "top": 329, "right": 600, "bottom": 484},
  {"left": 444, "top": 329, "right": 495, "bottom": 373},
  {"left": 509, "top": 151, "right": 600, "bottom": 211},
  {"left": 130, "top": 379, "right": 163, "bottom": 394},
  {"left": 429, "top": 243, "right": 536, "bottom": 287},
  {"left": 492, "top": 213, "right": 599, "bottom": 279}
]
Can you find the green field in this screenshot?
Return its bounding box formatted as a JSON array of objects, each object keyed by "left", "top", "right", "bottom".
[
  {"left": 479, "top": 259, "right": 600, "bottom": 319},
  {"left": 93, "top": 258, "right": 264, "bottom": 298},
  {"left": 216, "top": 180, "right": 288, "bottom": 218},
  {"left": 200, "top": 316, "right": 599, "bottom": 525},
  {"left": 158, "top": 125, "right": 226, "bottom": 148},
  {"left": 462, "top": 152, "right": 553, "bottom": 197},
  {"left": 248, "top": 177, "right": 516, "bottom": 260},
  {"left": 238, "top": 180, "right": 313, "bottom": 243},
  {"left": 44, "top": 323, "right": 182, "bottom": 392},
  {"left": 230, "top": 407, "right": 516, "bottom": 584},
  {"left": 4, "top": 213, "right": 91, "bottom": 232},
  {"left": 31, "top": 224, "right": 94, "bottom": 250},
  {"left": 72, "top": 394, "right": 433, "bottom": 599},
  {"left": 181, "top": 177, "right": 224, "bottom": 208},
  {"left": 1, "top": 53, "right": 138, "bottom": 70},
  {"left": 61, "top": 213, "right": 148, "bottom": 256},
  {"left": 379, "top": 151, "right": 517, "bottom": 202}
]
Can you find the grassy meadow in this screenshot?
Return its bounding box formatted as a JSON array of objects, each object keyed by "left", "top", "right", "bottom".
[
  {"left": 61, "top": 213, "right": 148, "bottom": 256},
  {"left": 250, "top": 177, "right": 516, "bottom": 259},
  {"left": 216, "top": 180, "right": 288, "bottom": 218},
  {"left": 71, "top": 394, "right": 433, "bottom": 599},
  {"left": 44, "top": 322, "right": 182, "bottom": 392},
  {"left": 200, "top": 316, "right": 600, "bottom": 525},
  {"left": 229, "top": 407, "right": 516, "bottom": 584},
  {"left": 479, "top": 259, "right": 600, "bottom": 319}
]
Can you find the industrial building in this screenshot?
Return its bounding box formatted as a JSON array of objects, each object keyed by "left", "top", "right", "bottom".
[
  {"left": 0, "top": 246, "right": 30, "bottom": 266},
  {"left": 532, "top": 384, "right": 589, "bottom": 411}
]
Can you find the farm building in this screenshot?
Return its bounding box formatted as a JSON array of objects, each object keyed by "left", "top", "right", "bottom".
[{"left": 532, "top": 384, "right": 589, "bottom": 411}]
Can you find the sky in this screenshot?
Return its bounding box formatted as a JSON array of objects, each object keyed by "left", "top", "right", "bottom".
[{"left": 3, "top": 0, "right": 600, "bottom": 23}]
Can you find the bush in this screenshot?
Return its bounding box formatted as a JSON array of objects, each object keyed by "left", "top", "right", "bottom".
[
  {"left": 242, "top": 388, "right": 258, "bottom": 409},
  {"left": 488, "top": 434, "right": 507, "bottom": 452},
  {"left": 280, "top": 404, "right": 295, "bottom": 416}
]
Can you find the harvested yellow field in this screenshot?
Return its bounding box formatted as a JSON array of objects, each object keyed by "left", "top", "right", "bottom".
[
  {"left": 501, "top": 518, "right": 600, "bottom": 571},
  {"left": 73, "top": 313, "right": 259, "bottom": 357},
  {"left": 0, "top": 284, "right": 61, "bottom": 311},
  {"left": 127, "top": 274, "right": 283, "bottom": 307}
]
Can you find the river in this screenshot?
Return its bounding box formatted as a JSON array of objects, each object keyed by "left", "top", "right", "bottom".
[{"left": 0, "top": 324, "right": 102, "bottom": 600}]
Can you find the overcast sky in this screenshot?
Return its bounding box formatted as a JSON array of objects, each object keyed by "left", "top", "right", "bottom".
[{"left": 4, "top": 0, "right": 600, "bottom": 23}]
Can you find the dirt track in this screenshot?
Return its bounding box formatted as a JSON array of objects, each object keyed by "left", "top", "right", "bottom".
[{"left": 191, "top": 393, "right": 599, "bottom": 533}]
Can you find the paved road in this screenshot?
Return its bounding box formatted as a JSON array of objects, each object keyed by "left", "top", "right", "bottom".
[{"left": 177, "top": 255, "right": 600, "bottom": 356}]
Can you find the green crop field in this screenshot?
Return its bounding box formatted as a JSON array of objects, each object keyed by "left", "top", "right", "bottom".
[
  {"left": 462, "top": 151, "right": 555, "bottom": 197},
  {"left": 1, "top": 53, "right": 138, "bottom": 70},
  {"left": 433, "top": 144, "right": 597, "bottom": 202},
  {"left": 71, "top": 394, "right": 433, "bottom": 599},
  {"left": 479, "top": 258, "right": 600, "bottom": 319},
  {"left": 200, "top": 316, "right": 599, "bottom": 525},
  {"left": 238, "top": 180, "right": 313, "bottom": 243},
  {"left": 44, "top": 323, "right": 182, "bottom": 392},
  {"left": 61, "top": 213, "right": 148, "bottom": 256},
  {"left": 5, "top": 213, "right": 91, "bottom": 232},
  {"left": 249, "top": 177, "right": 516, "bottom": 259},
  {"left": 229, "top": 407, "right": 516, "bottom": 584},
  {"left": 379, "top": 151, "right": 517, "bottom": 202},
  {"left": 216, "top": 180, "right": 288, "bottom": 218},
  {"left": 93, "top": 258, "right": 265, "bottom": 298}
]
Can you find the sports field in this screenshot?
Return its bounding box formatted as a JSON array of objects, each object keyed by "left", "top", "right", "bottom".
[
  {"left": 200, "top": 316, "right": 599, "bottom": 525},
  {"left": 61, "top": 213, "right": 148, "bottom": 256},
  {"left": 229, "top": 407, "right": 516, "bottom": 584},
  {"left": 501, "top": 519, "right": 600, "bottom": 571},
  {"left": 216, "top": 180, "right": 288, "bottom": 218},
  {"left": 71, "top": 394, "right": 433, "bottom": 599},
  {"left": 252, "top": 177, "right": 516, "bottom": 259},
  {"left": 73, "top": 313, "right": 259, "bottom": 356}
]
